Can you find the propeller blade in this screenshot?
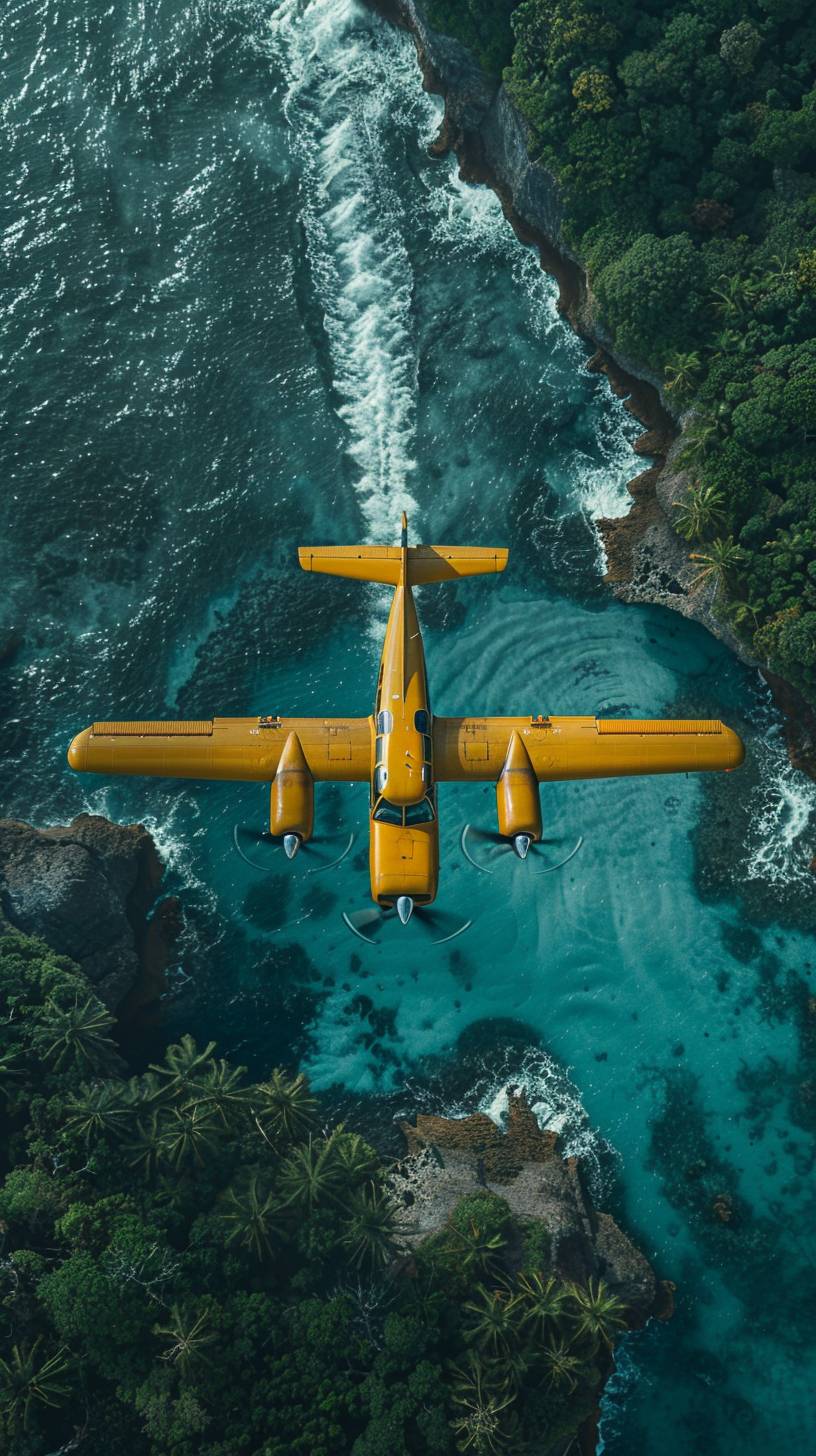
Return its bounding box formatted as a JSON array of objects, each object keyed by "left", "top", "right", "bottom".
[
  {"left": 342, "top": 904, "right": 396, "bottom": 944},
  {"left": 233, "top": 825, "right": 281, "bottom": 869},
  {"left": 413, "top": 906, "right": 473, "bottom": 945},
  {"left": 461, "top": 823, "right": 501, "bottom": 873},
  {"left": 465, "top": 826, "right": 506, "bottom": 846},
  {"left": 530, "top": 834, "right": 584, "bottom": 874},
  {"left": 305, "top": 831, "right": 355, "bottom": 876}
]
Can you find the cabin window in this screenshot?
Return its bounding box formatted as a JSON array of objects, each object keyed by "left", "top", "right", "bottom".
[
  {"left": 414, "top": 710, "right": 429, "bottom": 733},
  {"left": 405, "top": 797, "right": 435, "bottom": 825},
  {"left": 377, "top": 710, "right": 393, "bottom": 733},
  {"left": 373, "top": 797, "right": 402, "bottom": 825},
  {"left": 375, "top": 735, "right": 385, "bottom": 764},
  {"left": 422, "top": 734, "right": 433, "bottom": 762},
  {"left": 374, "top": 764, "right": 388, "bottom": 794}
]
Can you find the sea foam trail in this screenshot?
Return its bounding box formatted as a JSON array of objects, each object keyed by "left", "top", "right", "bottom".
[{"left": 268, "top": 0, "right": 437, "bottom": 543}]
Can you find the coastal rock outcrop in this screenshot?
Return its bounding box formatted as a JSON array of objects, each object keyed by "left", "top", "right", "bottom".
[
  {"left": 390, "top": 1091, "right": 660, "bottom": 1326},
  {"left": 0, "top": 814, "right": 179, "bottom": 1011}
]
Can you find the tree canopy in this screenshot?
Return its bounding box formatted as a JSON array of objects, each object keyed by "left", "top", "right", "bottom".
[
  {"left": 0, "top": 931, "right": 624, "bottom": 1455},
  {"left": 427, "top": 0, "right": 816, "bottom": 702}
]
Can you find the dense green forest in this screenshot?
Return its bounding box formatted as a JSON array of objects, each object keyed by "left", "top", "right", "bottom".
[
  {"left": 0, "top": 930, "right": 625, "bottom": 1456},
  {"left": 426, "top": 0, "right": 816, "bottom": 703}
]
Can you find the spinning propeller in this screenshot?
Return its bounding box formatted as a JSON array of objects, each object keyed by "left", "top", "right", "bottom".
[
  {"left": 460, "top": 823, "right": 583, "bottom": 875},
  {"left": 232, "top": 824, "right": 355, "bottom": 875},
  {"left": 342, "top": 899, "right": 472, "bottom": 946}
]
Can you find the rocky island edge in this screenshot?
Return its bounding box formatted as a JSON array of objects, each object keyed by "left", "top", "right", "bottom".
[{"left": 369, "top": 0, "right": 816, "bottom": 779}]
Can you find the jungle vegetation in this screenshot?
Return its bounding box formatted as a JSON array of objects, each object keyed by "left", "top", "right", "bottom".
[
  {"left": 425, "top": 0, "right": 816, "bottom": 703},
  {"left": 0, "top": 929, "right": 625, "bottom": 1456}
]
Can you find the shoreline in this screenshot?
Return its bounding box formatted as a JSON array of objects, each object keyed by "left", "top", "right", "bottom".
[{"left": 369, "top": 0, "right": 816, "bottom": 780}]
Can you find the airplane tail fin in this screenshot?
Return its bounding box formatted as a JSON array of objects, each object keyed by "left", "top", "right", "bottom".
[{"left": 299, "top": 516, "right": 508, "bottom": 586}]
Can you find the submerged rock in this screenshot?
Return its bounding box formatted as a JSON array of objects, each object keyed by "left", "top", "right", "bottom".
[
  {"left": 0, "top": 814, "right": 179, "bottom": 1012},
  {"left": 391, "top": 1090, "right": 659, "bottom": 1326}
]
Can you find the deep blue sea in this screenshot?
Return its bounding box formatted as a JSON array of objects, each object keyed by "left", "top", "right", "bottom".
[{"left": 2, "top": 1, "right": 816, "bottom": 1449}]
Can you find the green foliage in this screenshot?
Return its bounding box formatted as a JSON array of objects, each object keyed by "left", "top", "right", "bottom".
[
  {"left": 424, "top": 0, "right": 517, "bottom": 77},
  {"left": 672, "top": 482, "right": 726, "bottom": 543},
  {"left": 470, "top": 0, "right": 816, "bottom": 702},
  {"left": 595, "top": 234, "right": 705, "bottom": 370},
  {"left": 0, "top": 930, "right": 624, "bottom": 1454}
]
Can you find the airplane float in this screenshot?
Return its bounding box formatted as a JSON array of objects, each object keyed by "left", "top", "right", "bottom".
[{"left": 68, "top": 515, "right": 744, "bottom": 942}]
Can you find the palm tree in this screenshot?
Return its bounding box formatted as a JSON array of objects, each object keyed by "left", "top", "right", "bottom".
[
  {"left": 567, "top": 1278, "right": 627, "bottom": 1352},
  {"left": 277, "top": 1135, "right": 346, "bottom": 1212},
  {"left": 192, "top": 1058, "right": 250, "bottom": 1127},
  {"left": 253, "top": 1070, "right": 317, "bottom": 1145},
  {"left": 711, "top": 272, "right": 759, "bottom": 321},
  {"left": 463, "top": 1285, "right": 522, "bottom": 1356},
  {"left": 444, "top": 1217, "right": 506, "bottom": 1279},
  {"left": 156, "top": 1303, "right": 216, "bottom": 1378},
  {"left": 672, "top": 482, "right": 726, "bottom": 542},
  {"left": 0, "top": 1046, "right": 25, "bottom": 1103},
  {"left": 34, "top": 996, "right": 119, "bottom": 1076},
  {"left": 449, "top": 1353, "right": 518, "bottom": 1455},
  {"left": 127, "top": 1109, "right": 164, "bottom": 1182},
  {"left": 515, "top": 1272, "right": 568, "bottom": 1343},
  {"left": 327, "top": 1128, "right": 380, "bottom": 1184},
  {"left": 676, "top": 406, "right": 730, "bottom": 467},
  {"left": 0, "top": 1339, "right": 71, "bottom": 1432},
  {"left": 341, "top": 1188, "right": 398, "bottom": 1272},
  {"left": 150, "top": 1034, "right": 217, "bottom": 1094},
  {"left": 221, "top": 1175, "right": 285, "bottom": 1262},
  {"left": 65, "top": 1080, "right": 135, "bottom": 1144},
  {"left": 539, "top": 1335, "right": 583, "bottom": 1393},
  {"left": 689, "top": 536, "right": 745, "bottom": 592},
  {"left": 156, "top": 1104, "right": 224, "bottom": 1170},
  {"left": 664, "top": 351, "right": 702, "bottom": 399}
]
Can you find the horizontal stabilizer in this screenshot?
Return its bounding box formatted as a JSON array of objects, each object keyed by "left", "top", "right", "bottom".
[{"left": 298, "top": 544, "right": 508, "bottom": 585}]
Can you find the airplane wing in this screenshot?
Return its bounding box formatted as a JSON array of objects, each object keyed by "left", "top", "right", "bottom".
[
  {"left": 433, "top": 715, "right": 744, "bottom": 781},
  {"left": 68, "top": 716, "right": 372, "bottom": 782}
]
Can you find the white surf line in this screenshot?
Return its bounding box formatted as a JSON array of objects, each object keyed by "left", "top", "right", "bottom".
[
  {"left": 268, "top": 0, "right": 435, "bottom": 546},
  {"left": 743, "top": 704, "right": 816, "bottom": 886},
  {"left": 424, "top": 147, "right": 641, "bottom": 534}
]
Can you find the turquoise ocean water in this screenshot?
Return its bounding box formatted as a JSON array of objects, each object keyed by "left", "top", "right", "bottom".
[{"left": 2, "top": 0, "right": 816, "bottom": 1447}]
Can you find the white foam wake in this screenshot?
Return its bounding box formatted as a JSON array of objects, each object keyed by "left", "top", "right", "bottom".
[
  {"left": 742, "top": 703, "right": 816, "bottom": 886},
  {"left": 268, "top": 0, "right": 437, "bottom": 542}
]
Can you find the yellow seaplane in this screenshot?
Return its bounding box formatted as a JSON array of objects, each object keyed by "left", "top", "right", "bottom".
[{"left": 68, "top": 515, "right": 744, "bottom": 940}]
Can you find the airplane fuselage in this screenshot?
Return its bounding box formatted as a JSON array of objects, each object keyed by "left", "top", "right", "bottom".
[{"left": 369, "top": 557, "right": 439, "bottom": 910}]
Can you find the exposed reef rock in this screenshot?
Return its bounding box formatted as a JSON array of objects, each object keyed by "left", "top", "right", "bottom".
[
  {"left": 0, "top": 814, "right": 179, "bottom": 1012},
  {"left": 391, "top": 1092, "right": 661, "bottom": 1327}
]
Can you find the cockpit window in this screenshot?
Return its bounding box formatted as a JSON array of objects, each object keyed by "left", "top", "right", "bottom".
[
  {"left": 404, "top": 797, "right": 435, "bottom": 825},
  {"left": 377, "top": 710, "right": 393, "bottom": 733},
  {"left": 373, "top": 797, "right": 402, "bottom": 825},
  {"left": 414, "top": 710, "right": 429, "bottom": 733}
]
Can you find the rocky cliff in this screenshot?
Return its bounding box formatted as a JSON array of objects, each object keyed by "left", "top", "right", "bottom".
[
  {"left": 390, "top": 1091, "right": 667, "bottom": 1328},
  {"left": 0, "top": 814, "right": 179, "bottom": 1011},
  {"left": 383, "top": 0, "right": 816, "bottom": 772}
]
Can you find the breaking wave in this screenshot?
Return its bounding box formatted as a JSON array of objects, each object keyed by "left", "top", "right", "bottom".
[{"left": 441, "top": 1044, "right": 618, "bottom": 1203}]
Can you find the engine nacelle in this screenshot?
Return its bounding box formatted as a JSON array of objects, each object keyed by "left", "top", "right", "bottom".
[
  {"left": 270, "top": 732, "right": 314, "bottom": 844},
  {"left": 496, "top": 731, "right": 542, "bottom": 841}
]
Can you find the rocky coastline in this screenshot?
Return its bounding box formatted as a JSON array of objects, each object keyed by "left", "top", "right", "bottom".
[
  {"left": 0, "top": 813, "right": 179, "bottom": 1012},
  {"left": 390, "top": 1092, "right": 672, "bottom": 1452},
  {"left": 372, "top": 0, "right": 816, "bottom": 776}
]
